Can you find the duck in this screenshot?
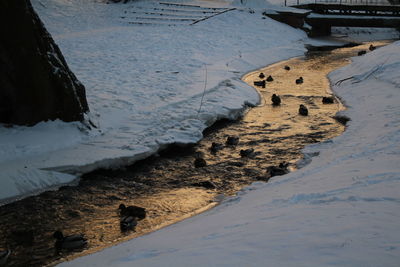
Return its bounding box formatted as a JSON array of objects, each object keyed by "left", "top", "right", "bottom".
[
  {"left": 299, "top": 104, "right": 308, "bottom": 116},
  {"left": 119, "top": 204, "right": 146, "bottom": 220},
  {"left": 295, "top": 77, "right": 303, "bottom": 84},
  {"left": 271, "top": 94, "right": 281, "bottom": 106},
  {"left": 253, "top": 80, "right": 266, "bottom": 88},
  {"left": 226, "top": 136, "right": 239, "bottom": 146},
  {"left": 322, "top": 96, "right": 334, "bottom": 104},
  {"left": 53, "top": 231, "right": 87, "bottom": 251},
  {"left": 194, "top": 157, "right": 207, "bottom": 168},
  {"left": 240, "top": 148, "right": 255, "bottom": 158},
  {"left": 258, "top": 72, "right": 265, "bottom": 79},
  {"left": 210, "top": 142, "right": 223, "bottom": 153},
  {"left": 266, "top": 165, "right": 288, "bottom": 178},
  {"left": 266, "top": 75, "right": 274, "bottom": 82},
  {"left": 369, "top": 44, "right": 376, "bottom": 51},
  {"left": 120, "top": 216, "right": 138, "bottom": 232},
  {"left": 0, "top": 248, "right": 11, "bottom": 266},
  {"left": 358, "top": 50, "right": 366, "bottom": 56},
  {"left": 284, "top": 65, "right": 290, "bottom": 71}
]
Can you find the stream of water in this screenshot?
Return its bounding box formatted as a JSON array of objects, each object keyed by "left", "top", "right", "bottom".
[{"left": 0, "top": 41, "right": 391, "bottom": 266}]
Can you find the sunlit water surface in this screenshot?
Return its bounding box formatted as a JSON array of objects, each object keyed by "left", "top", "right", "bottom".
[{"left": 0, "top": 41, "right": 390, "bottom": 266}]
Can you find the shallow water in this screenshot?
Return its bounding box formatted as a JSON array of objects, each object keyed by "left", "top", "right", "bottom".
[{"left": 0, "top": 41, "right": 390, "bottom": 266}]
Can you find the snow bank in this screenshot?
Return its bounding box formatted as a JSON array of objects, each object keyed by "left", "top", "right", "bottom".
[
  {"left": 59, "top": 41, "right": 400, "bottom": 267},
  {"left": 0, "top": 0, "right": 309, "bottom": 203}
]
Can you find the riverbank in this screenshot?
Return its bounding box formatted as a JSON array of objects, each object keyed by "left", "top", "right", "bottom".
[
  {"left": 0, "top": 38, "right": 367, "bottom": 267},
  {"left": 59, "top": 39, "right": 400, "bottom": 267},
  {"left": 0, "top": 0, "right": 309, "bottom": 204}
]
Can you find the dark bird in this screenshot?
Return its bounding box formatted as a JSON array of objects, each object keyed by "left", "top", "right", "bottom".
[
  {"left": 271, "top": 94, "right": 281, "bottom": 106},
  {"left": 322, "top": 96, "right": 334, "bottom": 104},
  {"left": 266, "top": 75, "right": 274, "bottom": 82},
  {"left": 240, "top": 148, "right": 255, "bottom": 158},
  {"left": 266, "top": 165, "right": 288, "bottom": 178},
  {"left": 295, "top": 77, "right": 303, "bottom": 84},
  {"left": 53, "top": 231, "right": 87, "bottom": 251},
  {"left": 299, "top": 104, "right": 308, "bottom": 116},
  {"left": 226, "top": 136, "right": 239, "bottom": 146},
  {"left": 119, "top": 204, "right": 146, "bottom": 220},
  {"left": 369, "top": 44, "right": 376, "bottom": 51},
  {"left": 253, "top": 80, "right": 266, "bottom": 88},
  {"left": 0, "top": 248, "right": 11, "bottom": 266},
  {"left": 258, "top": 72, "right": 265, "bottom": 79},
  {"left": 210, "top": 142, "right": 224, "bottom": 153},
  {"left": 284, "top": 65, "right": 290, "bottom": 71},
  {"left": 120, "top": 216, "right": 138, "bottom": 232},
  {"left": 358, "top": 50, "right": 366, "bottom": 56},
  {"left": 194, "top": 157, "right": 207, "bottom": 168}
]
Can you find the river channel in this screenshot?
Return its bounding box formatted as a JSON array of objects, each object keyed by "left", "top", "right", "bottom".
[{"left": 0, "top": 41, "right": 390, "bottom": 266}]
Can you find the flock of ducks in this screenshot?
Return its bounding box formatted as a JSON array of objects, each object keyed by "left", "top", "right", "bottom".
[
  {"left": 253, "top": 64, "right": 337, "bottom": 118},
  {"left": 53, "top": 204, "right": 146, "bottom": 251},
  {"left": 193, "top": 63, "right": 339, "bottom": 170},
  {"left": 0, "top": 203, "right": 147, "bottom": 265}
]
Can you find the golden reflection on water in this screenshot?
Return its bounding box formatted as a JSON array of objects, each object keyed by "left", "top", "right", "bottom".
[{"left": 0, "top": 41, "right": 391, "bottom": 267}]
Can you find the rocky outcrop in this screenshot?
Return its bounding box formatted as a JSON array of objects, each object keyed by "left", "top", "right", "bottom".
[{"left": 0, "top": 0, "right": 89, "bottom": 125}]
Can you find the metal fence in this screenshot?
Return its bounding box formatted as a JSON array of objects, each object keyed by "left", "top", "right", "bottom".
[{"left": 286, "top": 0, "right": 400, "bottom": 5}]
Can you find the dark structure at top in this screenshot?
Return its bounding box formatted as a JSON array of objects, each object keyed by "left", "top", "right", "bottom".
[{"left": 0, "top": 0, "right": 89, "bottom": 126}]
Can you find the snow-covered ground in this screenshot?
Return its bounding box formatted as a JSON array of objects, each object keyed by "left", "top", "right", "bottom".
[{"left": 60, "top": 40, "right": 400, "bottom": 267}]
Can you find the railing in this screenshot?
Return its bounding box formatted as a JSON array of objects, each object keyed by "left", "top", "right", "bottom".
[{"left": 284, "top": 0, "right": 400, "bottom": 5}]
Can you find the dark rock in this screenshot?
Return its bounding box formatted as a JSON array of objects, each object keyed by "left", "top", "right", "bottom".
[
  {"left": 284, "top": 65, "right": 291, "bottom": 70},
  {"left": 299, "top": 104, "right": 308, "bottom": 116},
  {"left": 266, "top": 75, "right": 274, "bottom": 82},
  {"left": 119, "top": 204, "right": 146, "bottom": 220},
  {"left": 191, "top": 181, "right": 216, "bottom": 189},
  {"left": 240, "top": 148, "right": 255, "bottom": 158},
  {"left": 258, "top": 73, "right": 265, "bottom": 79},
  {"left": 194, "top": 157, "right": 207, "bottom": 168},
  {"left": 253, "top": 80, "right": 266, "bottom": 88},
  {"left": 210, "top": 142, "right": 224, "bottom": 153},
  {"left": 271, "top": 94, "right": 281, "bottom": 106},
  {"left": 295, "top": 77, "right": 303, "bottom": 84},
  {"left": 358, "top": 50, "right": 367, "bottom": 56},
  {"left": 226, "top": 136, "right": 239, "bottom": 146},
  {"left": 322, "top": 96, "right": 335, "bottom": 104}
]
